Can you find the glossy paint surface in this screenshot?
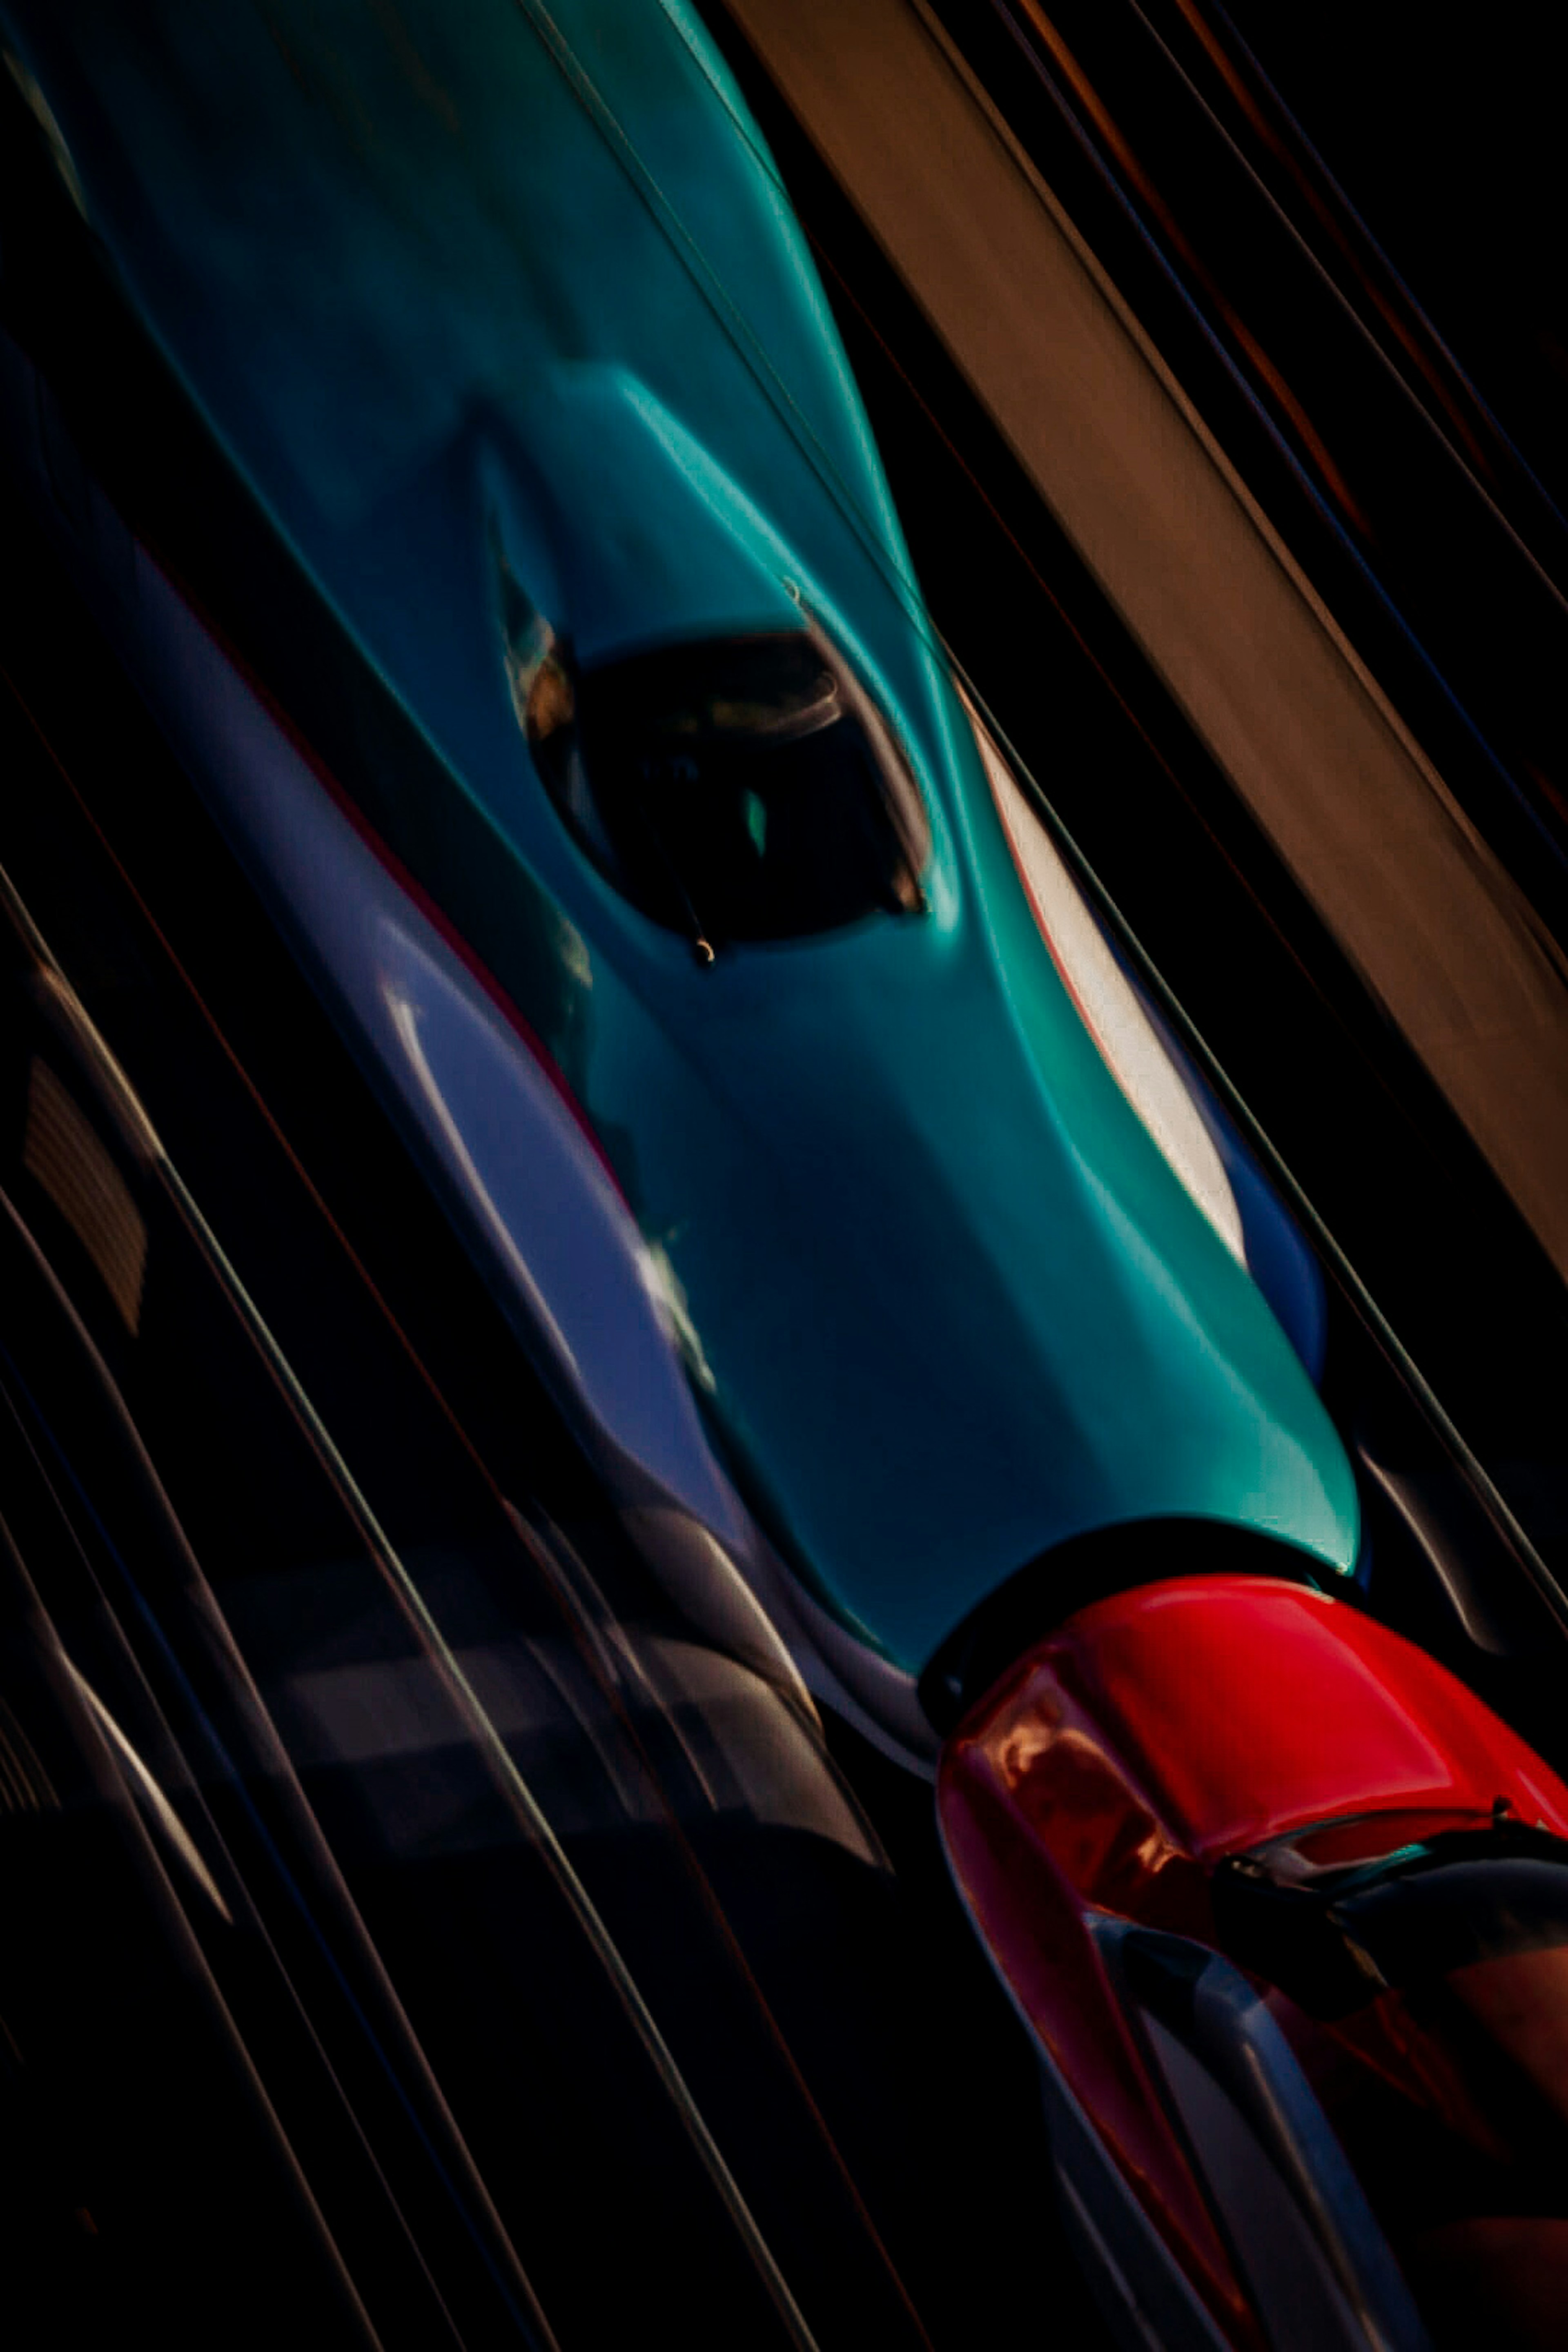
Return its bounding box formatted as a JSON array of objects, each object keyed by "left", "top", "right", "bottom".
[
  {"left": 967, "top": 1577, "right": 1568, "bottom": 1866},
  {"left": 942, "top": 1742, "right": 1256, "bottom": 2345},
  {"left": 0, "top": 0, "right": 1358, "bottom": 1672},
  {"left": 939, "top": 1576, "right": 1568, "bottom": 2342}
]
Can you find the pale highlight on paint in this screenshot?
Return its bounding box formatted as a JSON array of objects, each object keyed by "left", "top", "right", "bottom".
[{"left": 965, "top": 693, "right": 1247, "bottom": 1264}]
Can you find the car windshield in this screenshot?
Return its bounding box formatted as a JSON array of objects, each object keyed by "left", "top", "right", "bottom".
[
  {"left": 528, "top": 630, "right": 929, "bottom": 947},
  {"left": 1223, "top": 1832, "right": 1568, "bottom": 2352},
  {"left": 1214, "top": 1816, "right": 1568, "bottom": 2018}
]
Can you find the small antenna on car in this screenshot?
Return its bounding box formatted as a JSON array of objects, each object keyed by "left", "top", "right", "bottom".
[{"left": 628, "top": 798, "right": 718, "bottom": 969}]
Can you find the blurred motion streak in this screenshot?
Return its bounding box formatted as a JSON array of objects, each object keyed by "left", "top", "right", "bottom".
[
  {"left": 718, "top": 0, "right": 1568, "bottom": 1279},
  {"left": 1165, "top": 0, "right": 1501, "bottom": 488},
  {"left": 23, "top": 1056, "right": 147, "bottom": 1334},
  {"left": 0, "top": 825, "right": 938, "bottom": 2345},
  {"left": 1009, "top": 0, "right": 1371, "bottom": 532}
]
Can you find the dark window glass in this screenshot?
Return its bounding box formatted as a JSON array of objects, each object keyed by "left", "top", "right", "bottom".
[
  {"left": 1214, "top": 1821, "right": 1568, "bottom": 2345},
  {"left": 528, "top": 630, "right": 929, "bottom": 947},
  {"left": 1215, "top": 1817, "right": 1568, "bottom": 2019}
]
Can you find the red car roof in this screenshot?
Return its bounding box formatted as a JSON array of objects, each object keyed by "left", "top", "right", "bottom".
[{"left": 950, "top": 1575, "right": 1568, "bottom": 1868}]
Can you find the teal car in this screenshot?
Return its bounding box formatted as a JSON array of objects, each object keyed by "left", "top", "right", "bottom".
[{"left": 0, "top": 0, "right": 1357, "bottom": 1751}]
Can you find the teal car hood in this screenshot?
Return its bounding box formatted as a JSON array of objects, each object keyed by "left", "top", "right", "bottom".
[
  {"left": 2, "top": 0, "right": 1359, "bottom": 1671},
  {"left": 615, "top": 900, "right": 1356, "bottom": 1670}
]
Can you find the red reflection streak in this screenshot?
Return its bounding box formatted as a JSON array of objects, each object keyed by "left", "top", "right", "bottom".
[
  {"left": 1279, "top": 1981, "right": 1515, "bottom": 2171},
  {"left": 1449, "top": 1946, "right": 1568, "bottom": 2133},
  {"left": 1013, "top": 0, "right": 1373, "bottom": 536},
  {"left": 1525, "top": 759, "right": 1568, "bottom": 827},
  {"left": 0, "top": 660, "right": 935, "bottom": 2345},
  {"left": 943, "top": 1657, "right": 1259, "bottom": 2345},
  {"left": 1165, "top": 0, "right": 1501, "bottom": 486}
]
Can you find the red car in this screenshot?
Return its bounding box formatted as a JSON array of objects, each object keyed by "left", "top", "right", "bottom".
[{"left": 942, "top": 1575, "right": 1568, "bottom": 2351}]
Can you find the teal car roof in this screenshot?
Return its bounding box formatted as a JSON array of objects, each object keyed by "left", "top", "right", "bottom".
[{"left": 2, "top": 0, "right": 1361, "bottom": 1670}]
